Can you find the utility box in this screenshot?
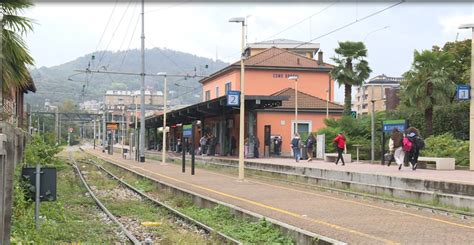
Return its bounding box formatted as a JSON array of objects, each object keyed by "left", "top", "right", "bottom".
[{"left": 21, "top": 167, "right": 57, "bottom": 201}]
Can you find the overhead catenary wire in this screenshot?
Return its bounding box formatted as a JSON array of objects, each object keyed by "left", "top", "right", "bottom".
[
  {"left": 249, "top": 0, "right": 404, "bottom": 67},
  {"left": 145, "top": 39, "right": 188, "bottom": 74},
  {"left": 96, "top": 0, "right": 134, "bottom": 70},
  {"left": 111, "top": 0, "right": 139, "bottom": 66},
  {"left": 262, "top": 0, "right": 339, "bottom": 42},
  {"left": 80, "top": 0, "right": 118, "bottom": 99},
  {"left": 218, "top": 0, "right": 338, "bottom": 63},
  {"left": 118, "top": 15, "right": 141, "bottom": 71}
]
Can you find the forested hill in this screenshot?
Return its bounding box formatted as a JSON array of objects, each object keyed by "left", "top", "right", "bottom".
[{"left": 27, "top": 48, "right": 228, "bottom": 109}]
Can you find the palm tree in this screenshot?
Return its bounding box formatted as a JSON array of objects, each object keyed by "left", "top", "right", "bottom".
[
  {"left": 330, "top": 41, "right": 372, "bottom": 115},
  {"left": 402, "top": 49, "right": 455, "bottom": 136},
  {"left": 1, "top": 0, "right": 35, "bottom": 94}
]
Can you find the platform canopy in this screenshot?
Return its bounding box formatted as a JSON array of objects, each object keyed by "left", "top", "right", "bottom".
[{"left": 138, "top": 95, "right": 288, "bottom": 129}]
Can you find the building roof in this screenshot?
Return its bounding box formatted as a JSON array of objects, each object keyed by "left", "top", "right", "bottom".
[
  {"left": 199, "top": 47, "right": 333, "bottom": 84},
  {"left": 21, "top": 72, "right": 36, "bottom": 93},
  {"left": 248, "top": 39, "right": 320, "bottom": 50},
  {"left": 269, "top": 87, "right": 343, "bottom": 111},
  {"left": 234, "top": 47, "right": 332, "bottom": 68},
  {"left": 364, "top": 74, "right": 404, "bottom": 86},
  {"left": 139, "top": 95, "right": 287, "bottom": 128}
]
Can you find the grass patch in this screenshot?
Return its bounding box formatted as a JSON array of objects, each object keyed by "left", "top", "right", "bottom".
[
  {"left": 181, "top": 204, "right": 294, "bottom": 244},
  {"left": 95, "top": 158, "right": 295, "bottom": 244},
  {"left": 11, "top": 157, "right": 122, "bottom": 244}
]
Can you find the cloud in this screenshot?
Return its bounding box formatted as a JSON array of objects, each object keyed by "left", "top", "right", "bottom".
[{"left": 439, "top": 13, "right": 474, "bottom": 36}]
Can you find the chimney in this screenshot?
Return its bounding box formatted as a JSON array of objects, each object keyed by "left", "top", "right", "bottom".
[{"left": 317, "top": 51, "right": 323, "bottom": 66}]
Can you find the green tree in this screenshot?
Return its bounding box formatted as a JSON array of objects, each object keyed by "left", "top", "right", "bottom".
[
  {"left": 330, "top": 41, "right": 372, "bottom": 115},
  {"left": 436, "top": 39, "right": 471, "bottom": 86},
  {"left": 1, "top": 0, "right": 35, "bottom": 93},
  {"left": 402, "top": 49, "right": 455, "bottom": 136}
]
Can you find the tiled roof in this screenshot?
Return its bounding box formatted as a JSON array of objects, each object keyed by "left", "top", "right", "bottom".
[
  {"left": 271, "top": 88, "right": 343, "bottom": 110},
  {"left": 233, "top": 47, "right": 333, "bottom": 69}
]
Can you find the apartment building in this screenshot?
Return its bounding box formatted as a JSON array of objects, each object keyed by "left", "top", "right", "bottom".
[{"left": 353, "top": 74, "right": 403, "bottom": 115}]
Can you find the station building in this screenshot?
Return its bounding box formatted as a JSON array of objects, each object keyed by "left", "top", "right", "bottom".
[{"left": 143, "top": 40, "right": 343, "bottom": 157}]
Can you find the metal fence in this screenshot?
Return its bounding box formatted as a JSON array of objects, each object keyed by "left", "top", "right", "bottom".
[{"left": 0, "top": 122, "right": 28, "bottom": 245}]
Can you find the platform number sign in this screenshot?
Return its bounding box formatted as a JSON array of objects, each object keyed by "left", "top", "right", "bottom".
[
  {"left": 457, "top": 85, "right": 470, "bottom": 101},
  {"left": 226, "top": 90, "right": 240, "bottom": 107}
]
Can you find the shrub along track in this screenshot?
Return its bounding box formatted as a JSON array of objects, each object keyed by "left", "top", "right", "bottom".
[{"left": 69, "top": 152, "right": 237, "bottom": 244}]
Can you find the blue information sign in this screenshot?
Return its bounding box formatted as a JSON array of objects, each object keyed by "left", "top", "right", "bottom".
[
  {"left": 226, "top": 90, "right": 240, "bottom": 107},
  {"left": 183, "top": 124, "right": 192, "bottom": 137},
  {"left": 456, "top": 85, "right": 470, "bottom": 101},
  {"left": 382, "top": 119, "right": 407, "bottom": 133}
]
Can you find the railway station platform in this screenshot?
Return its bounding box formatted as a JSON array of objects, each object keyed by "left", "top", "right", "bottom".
[{"left": 83, "top": 146, "right": 474, "bottom": 244}]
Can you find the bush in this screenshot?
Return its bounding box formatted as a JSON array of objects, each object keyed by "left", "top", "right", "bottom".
[
  {"left": 422, "top": 133, "right": 469, "bottom": 166},
  {"left": 433, "top": 102, "right": 469, "bottom": 140},
  {"left": 23, "top": 135, "right": 61, "bottom": 167},
  {"left": 317, "top": 114, "right": 385, "bottom": 160}
]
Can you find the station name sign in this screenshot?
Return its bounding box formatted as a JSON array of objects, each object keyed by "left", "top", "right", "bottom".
[{"left": 272, "top": 73, "right": 299, "bottom": 79}]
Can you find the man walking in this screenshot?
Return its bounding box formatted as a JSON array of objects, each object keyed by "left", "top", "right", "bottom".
[{"left": 291, "top": 133, "right": 301, "bottom": 162}]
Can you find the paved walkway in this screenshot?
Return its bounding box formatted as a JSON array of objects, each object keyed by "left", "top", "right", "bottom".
[
  {"left": 145, "top": 149, "right": 474, "bottom": 185},
  {"left": 85, "top": 146, "right": 474, "bottom": 244}
]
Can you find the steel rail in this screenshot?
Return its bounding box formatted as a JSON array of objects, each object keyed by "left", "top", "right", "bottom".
[
  {"left": 68, "top": 154, "right": 141, "bottom": 245},
  {"left": 80, "top": 158, "right": 242, "bottom": 245}
]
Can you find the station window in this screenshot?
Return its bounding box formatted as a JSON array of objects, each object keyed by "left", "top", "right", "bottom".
[
  {"left": 216, "top": 86, "right": 220, "bottom": 98},
  {"left": 225, "top": 82, "right": 231, "bottom": 94},
  {"left": 205, "top": 90, "right": 210, "bottom": 101}
]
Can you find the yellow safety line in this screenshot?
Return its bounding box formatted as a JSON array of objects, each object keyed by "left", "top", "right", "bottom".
[
  {"left": 93, "top": 150, "right": 474, "bottom": 230},
  {"left": 203, "top": 166, "right": 474, "bottom": 230},
  {"left": 90, "top": 151, "right": 398, "bottom": 244}
]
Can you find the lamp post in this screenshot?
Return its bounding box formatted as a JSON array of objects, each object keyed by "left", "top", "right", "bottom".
[
  {"left": 326, "top": 89, "right": 329, "bottom": 118},
  {"left": 229, "top": 17, "right": 246, "bottom": 180},
  {"left": 157, "top": 72, "right": 168, "bottom": 165},
  {"left": 288, "top": 75, "right": 299, "bottom": 135},
  {"left": 371, "top": 84, "right": 375, "bottom": 163},
  {"left": 458, "top": 23, "right": 474, "bottom": 171}
]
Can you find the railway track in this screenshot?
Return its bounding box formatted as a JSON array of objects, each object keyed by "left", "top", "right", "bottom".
[
  {"left": 68, "top": 153, "right": 141, "bottom": 244},
  {"left": 70, "top": 153, "right": 242, "bottom": 245}
]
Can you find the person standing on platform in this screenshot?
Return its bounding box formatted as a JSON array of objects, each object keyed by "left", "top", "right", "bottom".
[
  {"left": 253, "top": 135, "right": 260, "bottom": 158},
  {"left": 291, "top": 133, "right": 301, "bottom": 162},
  {"left": 333, "top": 133, "right": 346, "bottom": 166},
  {"left": 306, "top": 133, "right": 316, "bottom": 162},
  {"left": 200, "top": 134, "right": 207, "bottom": 155},
  {"left": 230, "top": 136, "right": 236, "bottom": 156},
  {"left": 388, "top": 128, "right": 405, "bottom": 170}
]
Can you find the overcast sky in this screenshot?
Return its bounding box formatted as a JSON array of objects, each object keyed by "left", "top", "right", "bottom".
[{"left": 24, "top": 1, "right": 473, "bottom": 102}]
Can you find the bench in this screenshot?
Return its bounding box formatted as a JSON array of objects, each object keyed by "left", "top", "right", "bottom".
[
  {"left": 417, "top": 157, "right": 455, "bottom": 170},
  {"left": 324, "top": 153, "right": 352, "bottom": 163}
]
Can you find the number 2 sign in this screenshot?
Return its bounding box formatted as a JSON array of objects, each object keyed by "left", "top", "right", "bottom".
[{"left": 226, "top": 90, "right": 241, "bottom": 107}]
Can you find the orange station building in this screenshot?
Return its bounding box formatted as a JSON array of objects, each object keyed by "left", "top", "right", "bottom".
[{"left": 144, "top": 40, "right": 343, "bottom": 157}]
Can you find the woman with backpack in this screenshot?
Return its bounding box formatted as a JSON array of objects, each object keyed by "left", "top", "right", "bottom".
[
  {"left": 388, "top": 128, "right": 405, "bottom": 170},
  {"left": 333, "top": 133, "right": 346, "bottom": 166},
  {"left": 405, "top": 127, "right": 423, "bottom": 170}
]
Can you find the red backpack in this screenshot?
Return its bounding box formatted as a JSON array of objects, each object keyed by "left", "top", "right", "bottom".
[{"left": 402, "top": 137, "right": 413, "bottom": 152}]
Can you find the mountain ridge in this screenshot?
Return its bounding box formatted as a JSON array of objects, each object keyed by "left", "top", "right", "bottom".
[{"left": 26, "top": 47, "right": 229, "bottom": 110}]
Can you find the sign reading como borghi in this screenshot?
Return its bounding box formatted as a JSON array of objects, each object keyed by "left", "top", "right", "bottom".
[
  {"left": 382, "top": 119, "right": 407, "bottom": 133},
  {"left": 226, "top": 90, "right": 240, "bottom": 107}
]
